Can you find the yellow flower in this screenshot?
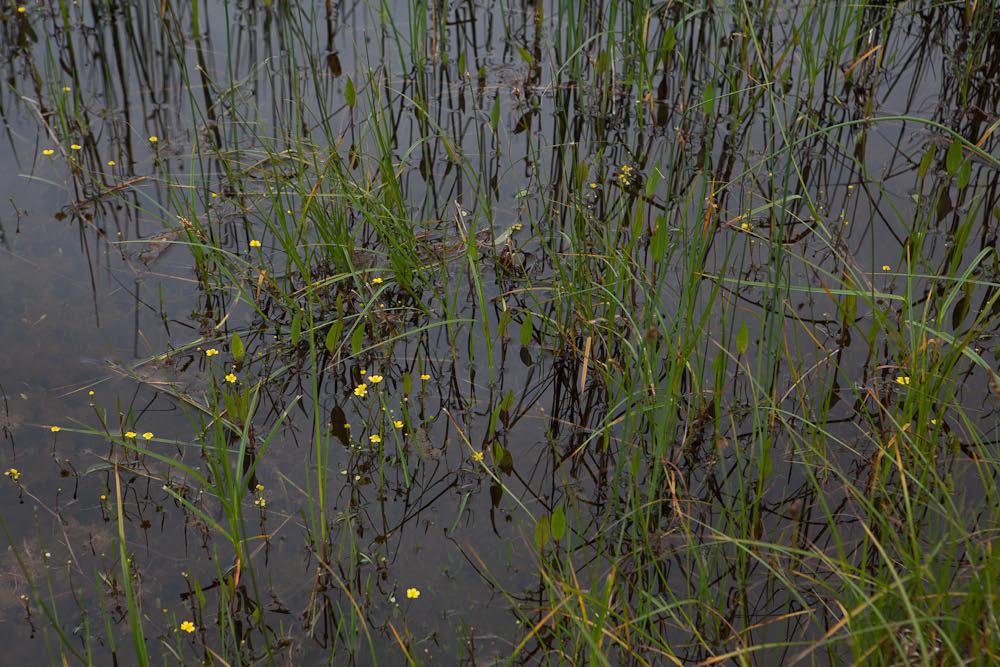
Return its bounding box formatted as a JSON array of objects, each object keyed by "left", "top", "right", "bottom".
[
  {"left": 254, "top": 483, "right": 264, "bottom": 492},
  {"left": 224, "top": 372, "right": 237, "bottom": 384},
  {"left": 70, "top": 144, "right": 81, "bottom": 151},
  {"left": 148, "top": 135, "right": 158, "bottom": 143},
  {"left": 895, "top": 376, "right": 910, "bottom": 386},
  {"left": 50, "top": 426, "right": 61, "bottom": 432},
  {"left": 369, "top": 374, "right": 383, "bottom": 384},
  {"left": 369, "top": 434, "right": 382, "bottom": 444},
  {"left": 393, "top": 420, "right": 404, "bottom": 429},
  {"left": 99, "top": 494, "right": 107, "bottom": 501},
  {"left": 17, "top": 6, "right": 26, "bottom": 13},
  {"left": 371, "top": 277, "right": 383, "bottom": 284},
  {"left": 254, "top": 496, "right": 266, "bottom": 507},
  {"left": 42, "top": 149, "right": 54, "bottom": 156},
  {"left": 589, "top": 182, "right": 598, "bottom": 189},
  {"left": 930, "top": 418, "right": 939, "bottom": 425},
  {"left": 420, "top": 374, "right": 430, "bottom": 381},
  {"left": 142, "top": 431, "right": 154, "bottom": 440},
  {"left": 249, "top": 239, "right": 261, "bottom": 248},
  {"left": 471, "top": 450, "right": 484, "bottom": 462},
  {"left": 882, "top": 265, "right": 891, "bottom": 271},
  {"left": 62, "top": 86, "right": 71, "bottom": 92},
  {"left": 354, "top": 383, "right": 368, "bottom": 397},
  {"left": 205, "top": 348, "right": 219, "bottom": 356},
  {"left": 406, "top": 587, "right": 420, "bottom": 599},
  {"left": 107, "top": 160, "right": 116, "bottom": 167},
  {"left": 359, "top": 369, "right": 367, "bottom": 375},
  {"left": 5, "top": 468, "right": 21, "bottom": 481},
  {"left": 124, "top": 431, "right": 137, "bottom": 439},
  {"left": 179, "top": 620, "right": 195, "bottom": 633},
  {"left": 211, "top": 192, "right": 219, "bottom": 198},
  {"left": 88, "top": 390, "right": 94, "bottom": 396},
  {"left": 740, "top": 222, "right": 751, "bottom": 231}
]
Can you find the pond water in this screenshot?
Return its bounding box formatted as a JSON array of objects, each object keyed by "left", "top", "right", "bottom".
[{"left": 2, "top": 2, "right": 999, "bottom": 665}]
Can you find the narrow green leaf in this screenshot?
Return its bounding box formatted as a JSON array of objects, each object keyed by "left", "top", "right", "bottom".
[
  {"left": 519, "top": 314, "right": 534, "bottom": 346},
  {"left": 351, "top": 321, "right": 365, "bottom": 356},
  {"left": 736, "top": 321, "right": 749, "bottom": 355},
  {"left": 231, "top": 332, "right": 245, "bottom": 365},
  {"left": 290, "top": 311, "right": 303, "bottom": 346},
  {"left": 551, "top": 505, "right": 566, "bottom": 542},
  {"left": 946, "top": 139, "right": 963, "bottom": 175},
  {"left": 345, "top": 76, "right": 356, "bottom": 109}
]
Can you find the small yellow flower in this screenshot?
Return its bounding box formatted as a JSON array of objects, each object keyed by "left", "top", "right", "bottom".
[
  {"left": 393, "top": 420, "right": 404, "bottom": 429},
  {"left": 42, "top": 149, "right": 54, "bottom": 156},
  {"left": 406, "top": 587, "right": 420, "bottom": 599},
  {"left": 205, "top": 348, "right": 219, "bottom": 356},
  {"left": 930, "top": 418, "right": 939, "bottom": 425},
  {"left": 354, "top": 383, "right": 368, "bottom": 397},
  {"left": 124, "top": 431, "right": 137, "bottom": 439},
  {"left": 62, "top": 86, "right": 71, "bottom": 92},
  {"left": 249, "top": 239, "right": 261, "bottom": 248},
  {"left": 107, "top": 160, "right": 116, "bottom": 167},
  {"left": 369, "top": 374, "right": 383, "bottom": 384},
  {"left": 471, "top": 450, "right": 484, "bottom": 462},
  {"left": 88, "top": 390, "right": 94, "bottom": 396},
  {"left": 50, "top": 426, "right": 61, "bottom": 433},
  {"left": 70, "top": 144, "right": 81, "bottom": 151},
  {"left": 882, "top": 265, "right": 891, "bottom": 271},
  {"left": 17, "top": 6, "right": 26, "bottom": 13},
  {"left": 142, "top": 431, "right": 154, "bottom": 440},
  {"left": 359, "top": 369, "right": 367, "bottom": 375},
  {"left": 5, "top": 468, "right": 21, "bottom": 481},
  {"left": 369, "top": 434, "right": 382, "bottom": 444},
  {"left": 254, "top": 496, "right": 266, "bottom": 507},
  {"left": 179, "top": 620, "right": 195, "bottom": 633},
  {"left": 99, "top": 494, "right": 107, "bottom": 501},
  {"left": 148, "top": 135, "right": 158, "bottom": 143},
  {"left": 895, "top": 376, "right": 910, "bottom": 386},
  {"left": 211, "top": 192, "right": 219, "bottom": 198},
  {"left": 224, "top": 372, "right": 237, "bottom": 384},
  {"left": 254, "top": 483, "right": 264, "bottom": 492},
  {"left": 371, "top": 277, "right": 383, "bottom": 284},
  {"left": 589, "top": 182, "right": 598, "bottom": 189},
  {"left": 420, "top": 374, "right": 430, "bottom": 381},
  {"left": 740, "top": 222, "right": 751, "bottom": 231}
]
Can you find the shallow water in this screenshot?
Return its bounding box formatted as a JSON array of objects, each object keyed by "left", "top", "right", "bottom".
[{"left": 2, "top": 1, "right": 999, "bottom": 665}]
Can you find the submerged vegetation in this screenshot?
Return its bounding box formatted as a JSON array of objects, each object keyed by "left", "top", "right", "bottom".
[{"left": 2, "top": 0, "right": 1000, "bottom": 664}]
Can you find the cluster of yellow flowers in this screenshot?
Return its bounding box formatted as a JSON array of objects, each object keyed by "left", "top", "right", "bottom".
[
  {"left": 617, "top": 164, "right": 634, "bottom": 186},
  {"left": 5, "top": 468, "right": 21, "bottom": 482}
]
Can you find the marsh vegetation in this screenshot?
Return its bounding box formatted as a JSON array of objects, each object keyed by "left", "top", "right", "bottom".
[{"left": 2, "top": 1, "right": 1000, "bottom": 664}]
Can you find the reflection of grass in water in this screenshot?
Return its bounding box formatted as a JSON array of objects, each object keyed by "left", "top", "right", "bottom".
[{"left": 3, "top": 0, "right": 1000, "bottom": 664}]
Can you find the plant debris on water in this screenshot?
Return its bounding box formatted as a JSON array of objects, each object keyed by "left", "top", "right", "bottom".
[{"left": 1, "top": 1, "right": 1000, "bottom": 665}]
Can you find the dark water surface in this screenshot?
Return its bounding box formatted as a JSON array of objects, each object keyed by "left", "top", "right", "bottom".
[{"left": 2, "top": 1, "right": 999, "bottom": 665}]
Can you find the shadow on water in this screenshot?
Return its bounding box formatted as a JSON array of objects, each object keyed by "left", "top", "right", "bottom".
[{"left": 1, "top": 1, "right": 999, "bottom": 664}]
